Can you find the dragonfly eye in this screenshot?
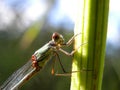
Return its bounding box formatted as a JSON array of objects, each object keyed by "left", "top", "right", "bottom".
[
  {"left": 52, "top": 32, "right": 59, "bottom": 41},
  {"left": 52, "top": 32, "right": 64, "bottom": 44}
]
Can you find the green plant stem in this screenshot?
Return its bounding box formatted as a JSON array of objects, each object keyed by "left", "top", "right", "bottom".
[{"left": 70, "top": 0, "right": 109, "bottom": 90}]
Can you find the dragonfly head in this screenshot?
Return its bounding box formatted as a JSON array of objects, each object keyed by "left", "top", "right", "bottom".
[{"left": 52, "top": 32, "right": 64, "bottom": 45}]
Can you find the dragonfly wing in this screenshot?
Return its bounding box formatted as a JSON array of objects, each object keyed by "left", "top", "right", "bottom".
[{"left": 0, "top": 60, "right": 37, "bottom": 90}]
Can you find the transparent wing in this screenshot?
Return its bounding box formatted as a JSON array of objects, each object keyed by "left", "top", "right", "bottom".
[{"left": 0, "top": 60, "right": 37, "bottom": 90}]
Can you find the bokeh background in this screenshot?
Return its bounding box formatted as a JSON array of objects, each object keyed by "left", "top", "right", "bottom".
[{"left": 0, "top": 0, "right": 120, "bottom": 90}]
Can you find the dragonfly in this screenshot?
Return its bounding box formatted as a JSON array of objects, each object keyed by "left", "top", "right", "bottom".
[{"left": 0, "top": 32, "right": 84, "bottom": 90}]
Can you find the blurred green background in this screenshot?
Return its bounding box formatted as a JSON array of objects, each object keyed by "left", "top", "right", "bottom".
[{"left": 0, "top": 0, "right": 120, "bottom": 90}]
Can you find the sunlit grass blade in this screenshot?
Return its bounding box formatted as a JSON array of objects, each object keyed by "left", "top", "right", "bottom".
[{"left": 70, "top": 0, "right": 109, "bottom": 90}]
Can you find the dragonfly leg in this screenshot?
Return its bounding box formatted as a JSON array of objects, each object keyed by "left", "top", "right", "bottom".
[
  {"left": 53, "top": 51, "right": 92, "bottom": 76},
  {"left": 61, "top": 33, "right": 81, "bottom": 47},
  {"left": 55, "top": 52, "right": 67, "bottom": 73},
  {"left": 58, "top": 48, "right": 77, "bottom": 56},
  {"left": 59, "top": 42, "right": 87, "bottom": 56},
  {"left": 51, "top": 58, "right": 56, "bottom": 75},
  {"left": 55, "top": 69, "right": 93, "bottom": 76},
  {"left": 51, "top": 52, "right": 67, "bottom": 75}
]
